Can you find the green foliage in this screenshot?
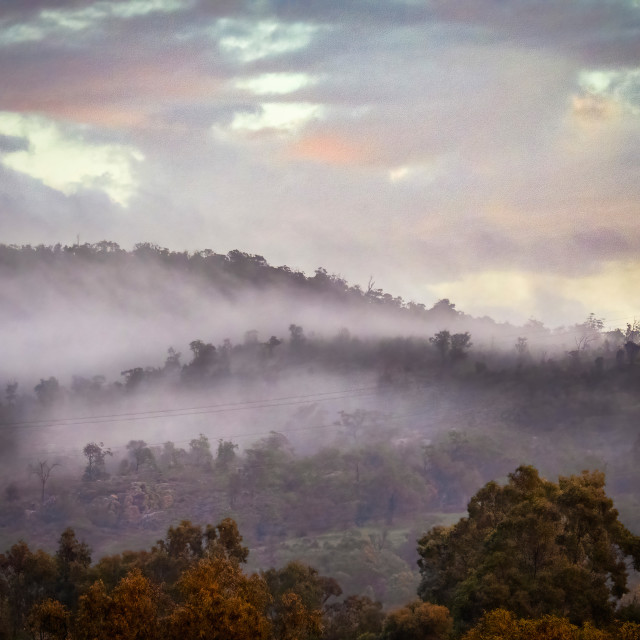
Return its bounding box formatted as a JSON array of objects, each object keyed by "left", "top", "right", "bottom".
[
  {"left": 262, "top": 561, "right": 334, "bottom": 640},
  {"left": 188, "top": 434, "right": 213, "bottom": 469},
  {"left": 125, "top": 440, "right": 156, "bottom": 473},
  {"left": 55, "top": 528, "right": 91, "bottom": 608},
  {"left": 0, "top": 541, "right": 57, "bottom": 638},
  {"left": 418, "top": 466, "right": 640, "bottom": 629},
  {"left": 216, "top": 439, "right": 238, "bottom": 470},
  {"left": 82, "top": 442, "right": 112, "bottom": 481}
]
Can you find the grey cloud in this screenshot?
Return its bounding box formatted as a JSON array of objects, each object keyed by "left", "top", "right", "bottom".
[
  {"left": 0, "top": 0, "right": 86, "bottom": 20},
  {"left": 426, "top": 0, "right": 640, "bottom": 65},
  {"left": 572, "top": 228, "right": 632, "bottom": 259},
  {"left": 0, "top": 133, "right": 29, "bottom": 153},
  {"left": 0, "top": 164, "right": 123, "bottom": 245},
  {"left": 262, "top": 0, "right": 432, "bottom": 25}
]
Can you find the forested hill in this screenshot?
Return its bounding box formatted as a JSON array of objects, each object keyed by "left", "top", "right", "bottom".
[
  {"left": 0, "top": 241, "right": 489, "bottom": 383},
  {"left": 1, "top": 241, "right": 624, "bottom": 381},
  {"left": 0, "top": 240, "right": 466, "bottom": 321}
]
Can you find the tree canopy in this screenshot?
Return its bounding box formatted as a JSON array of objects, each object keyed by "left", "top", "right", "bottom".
[{"left": 417, "top": 466, "right": 640, "bottom": 629}]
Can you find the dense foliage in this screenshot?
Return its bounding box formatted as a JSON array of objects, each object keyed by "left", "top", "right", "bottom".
[{"left": 418, "top": 466, "right": 640, "bottom": 630}]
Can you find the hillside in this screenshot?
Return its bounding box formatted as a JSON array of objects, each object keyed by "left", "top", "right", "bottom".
[{"left": 1, "top": 242, "right": 640, "bottom": 616}]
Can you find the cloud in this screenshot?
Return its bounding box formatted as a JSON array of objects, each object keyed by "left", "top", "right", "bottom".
[
  {"left": 0, "top": 112, "right": 144, "bottom": 206},
  {"left": 232, "top": 72, "right": 319, "bottom": 96},
  {"left": 427, "top": 260, "right": 640, "bottom": 327},
  {"left": 578, "top": 67, "right": 640, "bottom": 115},
  {"left": 387, "top": 160, "right": 447, "bottom": 184},
  {"left": 0, "top": 133, "right": 29, "bottom": 153},
  {"left": 425, "top": 0, "right": 640, "bottom": 65},
  {"left": 288, "top": 134, "right": 375, "bottom": 165},
  {"left": 212, "top": 18, "right": 324, "bottom": 63},
  {"left": 228, "top": 102, "right": 325, "bottom": 135},
  {"left": 0, "top": 44, "right": 224, "bottom": 130},
  {"left": 0, "top": 0, "right": 186, "bottom": 44}
]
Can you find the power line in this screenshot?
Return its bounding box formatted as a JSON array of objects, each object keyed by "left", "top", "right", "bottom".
[
  {"left": 16, "top": 398, "right": 493, "bottom": 464},
  {"left": 0, "top": 385, "right": 381, "bottom": 431}
]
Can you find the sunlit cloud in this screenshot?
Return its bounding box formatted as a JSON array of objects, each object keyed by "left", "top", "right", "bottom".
[
  {"left": 578, "top": 67, "right": 640, "bottom": 116},
  {"left": 216, "top": 19, "right": 323, "bottom": 63},
  {"left": 571, "top": 94, "right": 622, "bottom": 122},
  {"left": 388, "top": 161, "right": 442, "bottom": 184},
  {"left": 0, "top": 112, "right": 144, "bottom": 206},
  {"left": 428, "top": 262, "right": 640, "bottom": 327},
  {"left": 232, "top": 73, "right": 319, "bottom": 96},
  {"left": 229, "top": 102, "right": 325, "bottom": 135},
  {"left": 0, "top": 0, "right": 185, "bottom": 45}
]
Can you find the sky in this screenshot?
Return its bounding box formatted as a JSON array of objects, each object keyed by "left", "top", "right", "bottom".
[{"left": 0, "top": 0, "right": 639, "bottom": 327}]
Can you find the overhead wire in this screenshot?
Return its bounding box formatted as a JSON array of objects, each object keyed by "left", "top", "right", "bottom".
[
  {"left": 0, "top": 385, "right": 381, "bottom": 431},
  {"left": 15, "top": 393, "right": 495, "bottom": 464}
]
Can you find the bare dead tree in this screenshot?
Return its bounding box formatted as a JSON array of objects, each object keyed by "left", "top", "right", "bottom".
[{"left": 31, "top": 460, "right": 60, "bottom": 504}]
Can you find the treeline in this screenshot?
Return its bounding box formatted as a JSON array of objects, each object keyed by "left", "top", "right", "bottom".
[
  {"left": 4, "top": 466, "right": 640, "bottom": 639},
  {"left": 0, "top": 517, "right": 379, "bottom": 640},
  {"left": 0, "top": 426, "right": 501, "bottom": 608},
  {"left": 0, "top": 241, "right": 448, "bottom": 314},
  {"left": 4, "top": 317, "right": 640, "bottom": 430}
]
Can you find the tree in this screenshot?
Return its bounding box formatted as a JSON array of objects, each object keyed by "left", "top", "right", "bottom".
[
  {"left": 120, "top": 367, "right": 148, "bottom": 391},
  {"left": 417, "top": 466, "right": 640, "bottom": 629},
  {"left": 461, "top": 608, "right": 628, "bottom": 640},
  {"left": 34, "top": 377, "right": 61, "bottom": 407},
  {"left": 82, "top": 442, "right": 112, "bottom": 481},
  {"left": 216, "top": 439, "right": 238, "bottom": 470},
  {"left": 5, "top": 381, "right": 17, "bottom": 405},
  {"left": 74, "top": 579, "right": 112, "bottom": 640},
  {"left": 182, "top": 340, "right": 217, "bottom": 381},
  {"left": 262, "top": 561, "right": 336, "bottom": 640},
  {"left": 381, "top": 600, "right": 453, "bottom": 640},
  {"left": 125, "top": 440, "right": 156, "bottom": 472},
  {"left": 26, "top": 598, "right": 69, "bottom": 640},
  {"left": 165, "top": 556, "right": 271, "bottom": 640},
  {"left": 55, "top": 528, "right": 91, "bottom": 607},
  {"left": 625, "top": 341, "right": 640, "bottom": 366},
  {"left": 623, "top": 320, "right": 640, "bottom": 344},
  {"left": 30, "top": 460, "right": 60, "bottom": 504},
  {"left": 450, "top": 332, "right": 472, "bottom": 361},
  {"left": 429, "top": 331, "right": 450, "bottom": 362},
  {"left": 323, "top": 595, "right": 385, "bottom": 640},
  {"left": 265, "top": 335, "right": 282, "bottom": 357},
  {"left": 429, "top": 299, "right": 459, "bottom": 321},
  {"left": 77, "top": 569, "right": 160, "bottom": 640},
  {"left": 289, "top": 324, "right": 305, "bottom": 347},
  {"left": 164, "top": 346, "right": 182, "bottom": 373},
  {"left": 189, "top": 434, "right": 213, "bottom": 469},
  {"left": 573, "top": 313, "right": 605, "bottom": 351},
  {"left": 163, "top": 520, "right": 206, "bottom": 561},
  {"left": 0, "top": 542, "right": 57, "bottom": 638},
  {"left": 515, "top": 337, "right": 529, "bottom": 363},
  {"left": 205, "top": 517, "right": 249, "bottom": 564},
  {"left": 159, "top": 441, "right": 186, "bottom": 469}
]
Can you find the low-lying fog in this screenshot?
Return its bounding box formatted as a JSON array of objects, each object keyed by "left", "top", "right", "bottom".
[
  {"left": 0, "top": 245, "right": 596, "bottom": 386},
  {"left": 1, "top": 243, "right": 632, "bottom": 500}
]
